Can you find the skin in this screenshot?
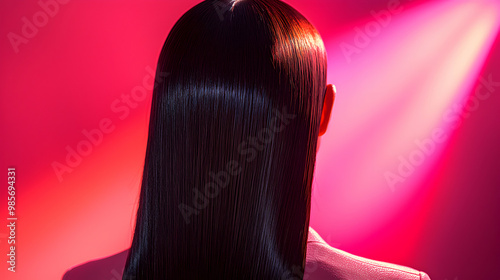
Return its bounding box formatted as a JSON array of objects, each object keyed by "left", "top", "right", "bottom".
[{"left": 317, "top": 84, "right": 335, "bottom": 151}]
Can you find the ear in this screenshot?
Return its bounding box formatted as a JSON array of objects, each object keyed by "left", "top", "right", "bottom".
[{"left": 319, "top": 84, "right": 335, "bottom": 136}]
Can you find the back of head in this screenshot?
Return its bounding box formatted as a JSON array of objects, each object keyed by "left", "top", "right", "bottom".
[{"left": 124, "top": 0, "right": 327, "bottom": 278}]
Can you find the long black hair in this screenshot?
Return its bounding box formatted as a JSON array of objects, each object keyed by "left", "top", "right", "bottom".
[{"left": 123, "top": 0, "right": 327, "bottom": 278}]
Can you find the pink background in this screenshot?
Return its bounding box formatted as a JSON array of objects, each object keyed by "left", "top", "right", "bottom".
[{"left": 1, "top": 0, "right": 499, "bottom": 279}]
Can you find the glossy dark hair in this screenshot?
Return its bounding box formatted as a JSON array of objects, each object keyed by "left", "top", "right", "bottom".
[{"left": 123, "top": 0, "right": 327, "bottom": 279}]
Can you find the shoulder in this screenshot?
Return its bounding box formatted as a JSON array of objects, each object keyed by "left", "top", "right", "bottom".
[
  {"left": 305, "top": 228, "right": 431, "bottom": 280},
  {"left": 62, "top": 249, "right": 129, "bottom": 280}
]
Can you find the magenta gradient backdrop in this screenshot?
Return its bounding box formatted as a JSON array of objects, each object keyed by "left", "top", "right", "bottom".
[{"left": 1, "top": 0, "right": 499, "bottom": 279}]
